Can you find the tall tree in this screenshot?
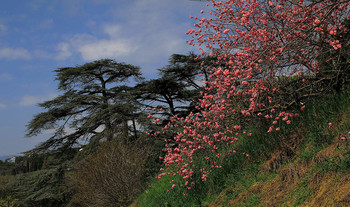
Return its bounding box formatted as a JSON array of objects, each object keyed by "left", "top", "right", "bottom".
[
  {"left": 137, "top": 53, "right": 218, "bottom": 121},
  {"left": 136, "top": 76, "right": 197, "bottom": 118},
  {"left": 159, "top": 52, "right": 211, "bottom": 90},
  {"left": 26, "top": 59, "right": 143, "bottom": 153}
]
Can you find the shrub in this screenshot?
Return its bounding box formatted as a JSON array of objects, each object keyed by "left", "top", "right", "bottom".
[{"left": 69, "top": 140, "right": 148, "bottom": 207}]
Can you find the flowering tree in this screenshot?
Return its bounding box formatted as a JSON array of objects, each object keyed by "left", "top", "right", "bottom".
[{"left": 157, "top": 0, "right": 350, "bottom": 189}]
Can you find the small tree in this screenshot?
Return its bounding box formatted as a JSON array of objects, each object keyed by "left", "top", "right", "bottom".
[{"left": 26, "top": 59, "right": 143, "bottom": 153}]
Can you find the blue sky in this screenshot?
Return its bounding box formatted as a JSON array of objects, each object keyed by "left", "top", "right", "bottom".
[{"left": 0, "top": 0, "right": 209, "bottom": 156}]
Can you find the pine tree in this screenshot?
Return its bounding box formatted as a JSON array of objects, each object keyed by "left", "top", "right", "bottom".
[{"left": 26, "top": 59, "right": 143, "bottom": 153}]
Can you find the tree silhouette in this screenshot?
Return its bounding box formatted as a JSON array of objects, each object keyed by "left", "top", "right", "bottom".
[{"left": 26, "top": 59, "right": 143, "bottom": 153}]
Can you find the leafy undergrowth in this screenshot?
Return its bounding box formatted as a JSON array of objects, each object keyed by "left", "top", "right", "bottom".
[{"left": 131, "top": 92, "right": 350, "bottom": 207}]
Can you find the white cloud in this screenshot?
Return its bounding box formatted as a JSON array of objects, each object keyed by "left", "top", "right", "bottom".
[
  {"left": 57, "top": 26, "right": 137, "bottom": 62},
  {"left": 56, "top": 0, "right": 198, "bottom": 73},
  {"left": 0, "top": 48, "right": 31, "bottom": 60},
  {"left": 78, "top": 39, "right": 137, "bottom": 61}
]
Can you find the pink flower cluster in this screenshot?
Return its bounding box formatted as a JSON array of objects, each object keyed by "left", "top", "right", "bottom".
[{"left": 158, "top": 0, "right": 350, "bottom": 190}]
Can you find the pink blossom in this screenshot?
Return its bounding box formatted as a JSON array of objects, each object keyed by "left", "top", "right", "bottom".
[
  {"left": 158, "top": 0, "right": 348, "bottom": 190},
  {"left": 314, "top": 19, "right": 320, "bottom": 25}
]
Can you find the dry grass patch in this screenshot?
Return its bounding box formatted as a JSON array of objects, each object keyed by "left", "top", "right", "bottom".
[
  {"left": 302, "top": 172, "right": 350, "bottom": 206},
  {"left": 260, "top": 130, "right": 304, "bottom": 172},
  {"left": 207, "top": 137, "right": 349, "bottom": 207}
]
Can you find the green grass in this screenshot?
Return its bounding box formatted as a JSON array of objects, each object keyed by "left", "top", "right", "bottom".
[
  {"left": 315, "top": 147, "right": 350, "bottom": 173},
  {"left": 298, "top": 92, "right": 350, "bottom": 160},
  {"left": 247, "top": 194, "right": 261, "bottom": 206},
  {"left": 288, "top": 173, "right": 314, "bottom": 206},
  {"left": 134, "top": 92, "right": 350, "bottom": 207}
]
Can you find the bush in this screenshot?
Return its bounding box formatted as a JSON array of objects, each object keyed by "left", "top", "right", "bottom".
[{"left": 69, "top": 140, "right": 148, "bottom": 207}]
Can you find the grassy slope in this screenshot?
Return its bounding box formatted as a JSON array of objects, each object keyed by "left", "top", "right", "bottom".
[{"left": 132, "top": 92, "right": 350, "bottom": 207}]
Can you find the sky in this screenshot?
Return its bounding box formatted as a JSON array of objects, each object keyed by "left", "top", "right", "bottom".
[{"left": 0, "top": 0, "right": 210, "bottom": 156}]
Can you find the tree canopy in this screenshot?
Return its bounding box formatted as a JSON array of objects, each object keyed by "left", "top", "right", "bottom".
[{"left": 26, "top": 59, "right": 143, "bottom": 153}]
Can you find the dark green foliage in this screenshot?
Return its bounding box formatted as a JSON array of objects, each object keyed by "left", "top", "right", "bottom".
[
  {"left": 137, "top": 53, "right": 218, "bottom": 118},
  {"left": 134, "top": 53, "right": 214, "bottom": 180},
  {"left": 136, "top": 77, "right": 198, "bottom": 117},
  {"left": 5, "top": 167, "right": 72, "bottom": 207},
  {"left": 0, "top": 175, "right": 14, "bottom": 200},
  {"left": 0, "top": 161, "right": 14, "bottom": 176},
  {"left": 0, "top": 156, "right": 44, "bottom": 176},
  {"left": 26, "top": 59, "right": 144, "bottom": 153},
  {"left": 3, "top": 150, "right": 77, "bottom": 207},
  {"left": 159, "top": 52, "right": 210, "bottom": 89}
]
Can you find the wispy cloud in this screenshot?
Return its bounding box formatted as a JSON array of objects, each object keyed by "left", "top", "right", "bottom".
[
  {"left": 56, "top": 43, "right": 73, "bottom": 60},
  {"left": 0, "top": 103, "right": 6, "bottom": 109},
  {"left": 0, "top": 48, "right": 31, "bottom": 60},
  {"left": 0, "top": 24, "right": 6, "bottom": 33},
  {"left": 19, "top": 94, "right": 57, "bottom": 106},
  {"left": 0, "top": 73, "right": 13, "bottom": 81},
  {"left": 19, "top": 95, "right": 43, "bottom": 106},
  {"left": 38, "top": 19, "right": 53, "bottom": 30}
]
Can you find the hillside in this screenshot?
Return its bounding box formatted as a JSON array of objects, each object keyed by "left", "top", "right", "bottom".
[
  {"left": 132, "top": 92, "right": 350, "bottom": 206},
  {"left": 208, "top": 127, "right": 350, "bottom": 206}
]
